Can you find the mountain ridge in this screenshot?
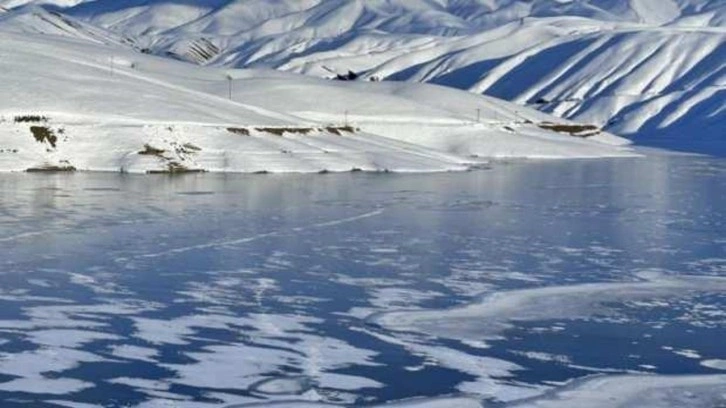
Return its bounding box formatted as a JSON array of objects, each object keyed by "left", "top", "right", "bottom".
[{"left": 1, "top": 0, "right": 723, "bottom": 154}]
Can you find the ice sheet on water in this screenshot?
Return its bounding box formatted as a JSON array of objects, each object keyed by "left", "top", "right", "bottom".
[
  {"left": 127, "top": 312, "right": 382, "bottom": 396},
  {"left": 106, "top": 377, "right": 198, "bottom": 402},
  {"left": 370, "top": 274, "right": 726, "bottom": 342},
  {"left": 507, "top": 374, "right": 726, "bottom": 408},
  {"left": 0, "top": 280, "right": 386, "bottom": 403},
  {"left": 367, "top": 287, "right": 445, "bottom": 311},
  {"left": 176, "top": 275, "right": 279, "bottom": 308},
  {"left": 47, "top": 401, "right": 101, "bottom": 408},
  {"left": 163, "top": 337, "right": 381, "bottom": 392},
  {"left": 510, "top": 351, "right": 572, "bottom": 365},
  {"left": 0, "top": 157, "right": 723, "bottom": 406},
  {"left": 701, "top": 360, "right": 726, "bottom": 371},
  {"left": 353, "top": 327, "right": 538, "bottom": 402},
  {"left": 0, "top": 348, "right": 102, "bottom": 394},
  {"left": 28, "top": 329, "right": 120, "bottom": 348},
  {"left": 130, "top": 209, "right": 385, "bottom": 260},
  {"left": 671, "top": 349, "right": 701, "bottom": 360},
  {"left": 686, "top": 258, "right": 726, "bottom": 275},
  {"left": 14, "top": 301, "right": 161, "bottom": 330},
  {"left": 226, "top": 395, "right": 483, "bottom": 407},
  {"left": 109, "top": 345, "right": 159, "bottom": 363},
  {"left": 250, "top": 376, "right": 314, "bottom": 395}
]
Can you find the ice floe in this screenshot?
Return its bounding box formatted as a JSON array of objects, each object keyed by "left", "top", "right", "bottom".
[
  {"left": 0, "top": 348, "right": 101, "bottom": 394},
  {"left": 370, "top": 274, "right": 726, "bottom": 342},
  {"left": 506, "top": 374, "right": 726, "bottom": 408},
  {"left": 250, "top": 376, "right": 314, "bottom": 396},
  {"left": 352, "top": 327, "right": 539, "bottom": 402},
  {"left": 701, "top": 360, "right": 726, "bottom": 371},
  {"left": 226, "top": 395, "right": 484, "bottom": 407},
  {"left": 109, "top": 345, "right": 160, "bottom": 363}
]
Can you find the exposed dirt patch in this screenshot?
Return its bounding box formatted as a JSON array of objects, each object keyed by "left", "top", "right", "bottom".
[
  {"left": 30, "top": 126, "right": 58, "bottom": 148},
  {"left": 227, "top": 127, "right": 250, "bottom": 136},
  {"left": 15, "top": 115, "right": 48, "bottom": 123},
  {"left": 181, "top": 143, "right": 201, "bottom": 152},
  {"left": 138, "top": 142, "right": 202, "bottom": 173},
  {"left": 171, "top": 142, "right": 201, "bottom": 156},
  {"left": 538, "top": 122, "right": 601, "bottom": 137},
  {"left": 325, "top": 126, "right": 356, "bottom": 136},
  {"left": 138, "top": 144, "right": 166, "bottom": 157},
  {"left": 255, "top": 127, "right": 313, "bottom": 136},
  {"left": 26, "top": 164, "right": 76, "bottom": 173},
  {"left": 186, "top": 38, "right": 220, "bottom": 64},
  {"left": 147, "top": 161, "right": 205, "bottom": 174},
  {"left": 229, "top": 126, "right": 358, "bottom": 137}
]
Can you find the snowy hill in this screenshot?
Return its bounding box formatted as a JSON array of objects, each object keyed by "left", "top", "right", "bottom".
[
  {"left": 5, "top": 0, "right": 719, "bottom": 153},
  {"left": 0, "top": 22, "right": 634, "bottom": 174}
]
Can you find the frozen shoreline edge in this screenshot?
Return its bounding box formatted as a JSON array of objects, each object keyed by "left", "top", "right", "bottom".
[{"left": 0, "top": 154, "right": 647, "bottom": 175}]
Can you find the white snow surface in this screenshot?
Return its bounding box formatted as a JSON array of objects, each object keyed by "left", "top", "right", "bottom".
[
  {"left": 0, "top": 0, "right": 720, "bottom": 146},
  {"left": 0, "top": 21, "right": 636, "bottom": 173}
]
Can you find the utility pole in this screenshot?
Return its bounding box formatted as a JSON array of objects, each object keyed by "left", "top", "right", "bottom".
[
  {"left": 476, "top": 108, "right": 481, "bottom": 123},
  {"left": 226, "top": 74, "right": 233, "bottom": 100}
]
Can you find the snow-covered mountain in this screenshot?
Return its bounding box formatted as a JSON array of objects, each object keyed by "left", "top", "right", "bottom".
[
  {"left": 4, "top": 0, "right": 718, "bottom": 153},
  {"left": 0, "top": 10, "right": 635, "bottom": 174}
]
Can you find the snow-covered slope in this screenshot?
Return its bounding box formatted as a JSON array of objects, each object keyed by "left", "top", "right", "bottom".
[
  {"left": 8, "top": 0, "right": 718, "bottom": 152},
  {"left": 0, "top": 3, "right": 130, "bottom": 45},
  {"left": 384, "top": 20, "right": 725, "bottom": 151},
  {"left": 0, "top": 24, "right": 634, "bottom": 174}
]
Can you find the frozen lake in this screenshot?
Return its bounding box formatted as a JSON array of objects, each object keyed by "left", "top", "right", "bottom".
[{"left": 0, "top": 154, "right": 725, "bottom": 407}]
